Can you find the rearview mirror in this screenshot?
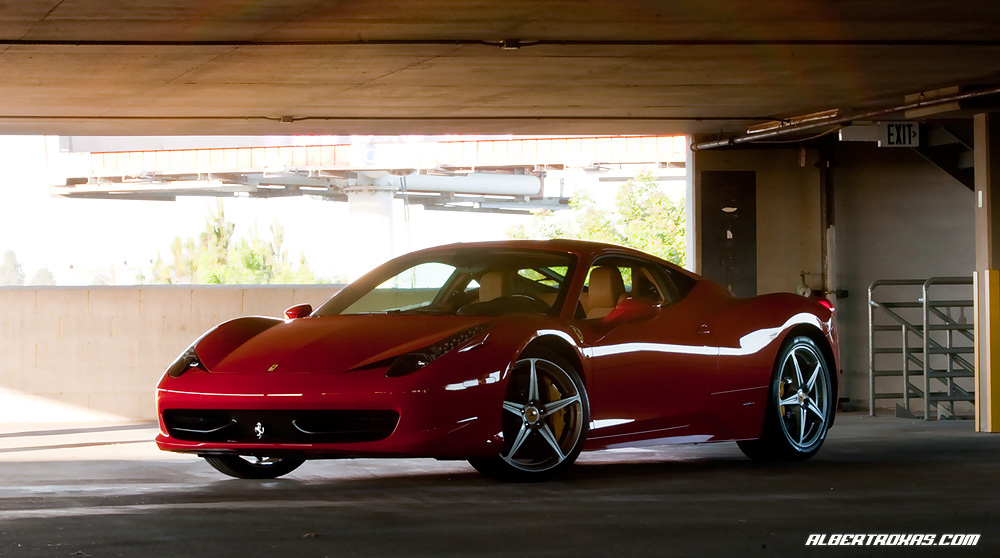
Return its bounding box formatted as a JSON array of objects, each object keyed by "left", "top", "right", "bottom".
[
  {"left": 602, "top": 298, "right": 660, "bottom": 325},
  {"left": 284, "top": 303, "right": 312, "bottom": 320}
]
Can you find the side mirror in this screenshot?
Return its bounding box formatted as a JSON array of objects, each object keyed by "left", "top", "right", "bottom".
[
  {"left": 602, "top": 298, "right": 660, "bottom": 325},
  {"left": 284, "top": 303, "right": 313, "bottom": 320}
]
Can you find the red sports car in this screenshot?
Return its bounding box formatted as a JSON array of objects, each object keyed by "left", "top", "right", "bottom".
[{"left": 156, "top": 240, "right": 839, "bottom": 481}]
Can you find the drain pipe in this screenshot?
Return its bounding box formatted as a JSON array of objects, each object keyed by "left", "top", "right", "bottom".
[
  {"left": 691, "top": 85, "right": 1000, "bottom": 150},
  {"left": 816, "top": 138, "right": 838, "bottom": 299}
]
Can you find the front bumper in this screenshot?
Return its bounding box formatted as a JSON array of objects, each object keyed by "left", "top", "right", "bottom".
[{"left": 155, "top": 360, "right": 508, "bottom": 459}]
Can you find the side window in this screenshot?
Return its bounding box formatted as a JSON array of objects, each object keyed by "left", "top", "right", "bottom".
[
  {"left": 628, "top": 266, "right": 665, "bottom": 302},
  {"left": 518, "top": 268, "right": 560, "bottom": 289},
  {"left": 617, "top": 267, "right": 634, "bottom": 294},
  {"left": 464, "top": 278, "right": 480, "bottom": 294},
  {"left": 581, "top": 256, "right": 673, "bottom": 319},
  {"left": 661, "top": 264, "right": 696, "bottom": 301}
]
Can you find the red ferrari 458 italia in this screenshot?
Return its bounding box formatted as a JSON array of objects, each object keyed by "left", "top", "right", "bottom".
[{"left": 156, "top": 239, "right": 839, "bottom": 481}]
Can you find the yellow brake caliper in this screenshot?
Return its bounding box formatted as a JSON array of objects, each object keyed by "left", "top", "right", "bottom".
[{"left": 545, "top": 378, "right": 566, "bottom": 441}]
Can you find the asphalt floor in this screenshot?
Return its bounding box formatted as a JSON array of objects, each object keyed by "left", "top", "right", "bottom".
[{"left": 0, "top": 413, "right": 997, "bottom": 557}]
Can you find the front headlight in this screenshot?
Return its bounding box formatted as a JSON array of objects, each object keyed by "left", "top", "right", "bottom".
[
  {"left": 165, "top": 344, "right": 206, "bottom": 378},
  {"left": 385, "top": 324, "right": 490, "bottom": 378},
  {"left": 167, "top": 326, "right": 219, "bottom": 378},
  {"left": 165, "top": 327, "right": 215, "bottom": 378}
]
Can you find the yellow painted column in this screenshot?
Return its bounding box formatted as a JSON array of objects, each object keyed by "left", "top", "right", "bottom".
[
  {"left": 991, "top": 270, "right": 1000, "bottom": 431},
  {"left": 977, "top": 270, "right": 1000, "bottom": 431},
  {"left": 974, "top": 114, "right": 1000, "bottom": 432}
]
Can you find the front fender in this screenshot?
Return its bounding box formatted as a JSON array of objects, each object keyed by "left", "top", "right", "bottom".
[{"left": 486, "top": 316, "right": 587, "bottom": 384}]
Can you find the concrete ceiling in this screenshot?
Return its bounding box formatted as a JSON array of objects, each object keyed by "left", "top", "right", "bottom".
[{"left": 2, "top": 0, "right": 1000, "bottom": 136}]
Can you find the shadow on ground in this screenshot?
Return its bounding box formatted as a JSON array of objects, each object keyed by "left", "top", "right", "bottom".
[{"left": 1, "top": 414, "right": 996, "bottom": 557}]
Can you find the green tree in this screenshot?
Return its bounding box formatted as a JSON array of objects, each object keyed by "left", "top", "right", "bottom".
[
  {"left": 194, "top": 200, "right": 235, "bottom": 282},
  {"left": 0, "top": 250, "right": 25, "bottom": 286},
  {"left": 28, "top": 268, "right": 56, "bottom": 286},
  {"left": 509, "top": 171, "right": 686, "bottom": 265},
  {"left": 269, "top": 220, "right": 288, "bottom": 269},
  {"left": 616, "top": 171, "right": 686, "bottom": 264},
  {"left": 150, "top": 202, "right": 323, "bottom": 285}
]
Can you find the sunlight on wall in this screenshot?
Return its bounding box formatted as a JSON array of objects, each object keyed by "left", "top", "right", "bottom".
[
  {"left": 1, "top": 285, "right": 342, "bottom": 423},
  {"left": 0, "top": 387, "right": 127, "bottom": 423}
]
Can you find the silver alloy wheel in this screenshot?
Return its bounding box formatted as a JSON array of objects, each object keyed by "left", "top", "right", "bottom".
[
  {"left": 236, "top": 455, "right": 284, "bottom": 467},
  {"left": 204, "top": 454, "right": 304, "bottom": 479},
  {"left": 775, "top": 342, "right": 830, "bottom": 451},
  {"left": 500, "top": 357, "right": 585, "bottom": 473}
]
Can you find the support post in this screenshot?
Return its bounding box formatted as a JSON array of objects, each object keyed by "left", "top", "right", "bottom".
[
  {"left": 685, "top": 136, "right": 698, "bottom": 273},
  {"left": 345, "top": 173, "right": 396, "bottom": 282},
  {"left": 973, "top": 113, "right": 1000, "bottom": 432}
]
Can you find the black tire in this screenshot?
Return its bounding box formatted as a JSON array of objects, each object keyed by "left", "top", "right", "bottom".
[
  {"left": 204, "top": 455, "right": 305, "bottom": 479},
  {"left": 738, "top": 336, "right": 833, "bottom": 461},
  {"left": 469, "top": 348, "right": 589, "bottom": 482}
]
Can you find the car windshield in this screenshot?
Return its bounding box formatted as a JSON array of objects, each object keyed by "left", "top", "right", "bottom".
[{"left": 314, "top": 249, "right": 577, "bottom": 317}]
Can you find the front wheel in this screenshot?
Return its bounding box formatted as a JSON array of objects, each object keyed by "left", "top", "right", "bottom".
[
  {"left": 204, "top": 455, "right": 305, "bottom": 479},
  {"left": 469, "top": 349, "right": 589, "bottom": 482},
  {"left": 738, "top": 336, "right": 833, "bottom": 461}
]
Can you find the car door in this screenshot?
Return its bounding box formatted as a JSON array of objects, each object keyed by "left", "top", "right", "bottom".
[{"left": 573, "top": 255, "right": 719, "bottom": 445}]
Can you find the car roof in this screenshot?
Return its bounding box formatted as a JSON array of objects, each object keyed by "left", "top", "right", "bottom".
[
  {"left": 386, "top": 239, "right": 698, "bottom": 284},
  {"left": 409, "top": 239, "right": 675, "bottom": 266},
  {"left": 417, "top": 239, "right": 702, "bottom": 282}
]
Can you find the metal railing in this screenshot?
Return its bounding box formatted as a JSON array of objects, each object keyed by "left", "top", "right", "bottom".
[{"left": 868, "top": 277, "right": 975, "bottom": 420}]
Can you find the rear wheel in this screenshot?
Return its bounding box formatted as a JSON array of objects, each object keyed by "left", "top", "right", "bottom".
[
  {"left": 738, "top": 336, "right": 833, "bottom": 461},
  {"left": 469, "top": 348, "right": 589, "bottom": 482},
  {"left": 204, "top": 455, "right": 305, "bottom": 479}
]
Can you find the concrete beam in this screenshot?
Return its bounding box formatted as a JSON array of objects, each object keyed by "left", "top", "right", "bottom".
[{"left": 3, "top": 2, "right": 1000, "bottom": 135}]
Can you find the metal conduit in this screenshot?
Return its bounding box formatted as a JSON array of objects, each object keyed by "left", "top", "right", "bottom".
[
  {"left": 3, "top": 39, "right": 1000, "bottom": 47},
  {"left": 691, "top": 85, "right": 1000, "bottom": 150}
]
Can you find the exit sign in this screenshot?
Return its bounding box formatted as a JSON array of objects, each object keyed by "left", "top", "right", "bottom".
[{"left": 879, "top": 122, "right": 920, "bottom": 147}]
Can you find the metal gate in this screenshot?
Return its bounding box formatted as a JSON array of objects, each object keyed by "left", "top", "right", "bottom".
[{"left": 868, "top": 277, "right": 975, "bottom": 419}]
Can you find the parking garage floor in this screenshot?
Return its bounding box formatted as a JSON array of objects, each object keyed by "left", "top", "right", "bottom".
[{"left": 0, "top": 414, "right": 997, "bottom": 557}]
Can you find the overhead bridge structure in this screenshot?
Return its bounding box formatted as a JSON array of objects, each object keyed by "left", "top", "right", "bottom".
[{"left": 52, "top": 135, "right": 687, "bottom": 215}]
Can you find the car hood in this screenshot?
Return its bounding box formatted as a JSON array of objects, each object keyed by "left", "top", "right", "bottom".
[{"left": 204, "top": 314, "right": 490, "bottom": 374}]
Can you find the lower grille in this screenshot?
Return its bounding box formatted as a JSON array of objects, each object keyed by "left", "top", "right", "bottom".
[{"left": 163, "top": 409, "right": 399, "bottom": 444}]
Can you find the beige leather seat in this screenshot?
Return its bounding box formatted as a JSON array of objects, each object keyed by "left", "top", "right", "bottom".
[
  {"left": 478, "top": 271, "right": 513, "bottom": 302},
  {"left": 585, "top": 266, "right": 625, "bottom": 318}
]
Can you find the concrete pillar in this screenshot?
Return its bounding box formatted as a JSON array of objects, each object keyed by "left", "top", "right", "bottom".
[
  {"left": 685, "top": 136, "right": 698, "bottom": 273},
  {"left": 973, "top": 113, "right": 1000, "bottom": 432},
  {"left": 345, "top": 173, "right": 396, "bottom": 282}
]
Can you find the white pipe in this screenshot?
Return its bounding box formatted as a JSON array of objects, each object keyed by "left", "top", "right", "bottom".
[{"left": 397, "top": 173, "right": 541, "bottom": 196}]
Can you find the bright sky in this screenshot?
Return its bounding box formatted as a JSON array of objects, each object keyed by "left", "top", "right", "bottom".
[
  {"left": 0, "top": 136, "right": 686, "bottom": 285},
  {"left": 0, "top": 136, "right": 533, "bottom": 285}
]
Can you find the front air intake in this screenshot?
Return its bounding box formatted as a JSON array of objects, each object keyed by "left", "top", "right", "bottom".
[{"left": 163, "top": 409, "right": 399, "bottom": 444}]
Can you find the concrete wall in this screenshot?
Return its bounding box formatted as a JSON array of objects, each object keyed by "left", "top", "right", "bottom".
[
  {"left": 0, "top": 285, "right": 341, "bottom": 422},
  {"left": 695, "top": 148, "right": 824, "bottom": 294},
  {"left": 694, "top": 143, "right": 974, "bottom": 410},
  {"left": 695, "top": 143, "right": 975, "bottom": 408},
  {"left": 833, "top": 143, "right": 975, "bottom": 407}
]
